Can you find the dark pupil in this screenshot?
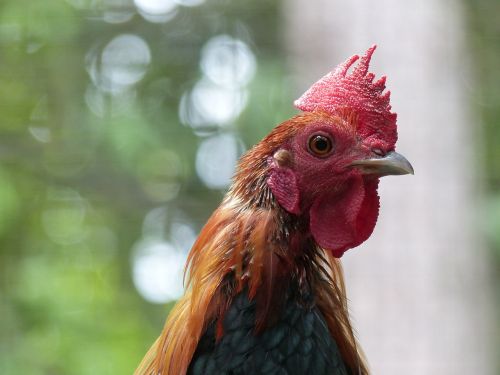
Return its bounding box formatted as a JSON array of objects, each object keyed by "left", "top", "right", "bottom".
[{"left": 314, "top": 137, "right": 328, "bottom": 151}]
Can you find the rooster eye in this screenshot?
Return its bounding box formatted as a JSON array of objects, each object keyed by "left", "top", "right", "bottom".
[{"left": 308, "top": 134, "right": 333, "bottom": 157}]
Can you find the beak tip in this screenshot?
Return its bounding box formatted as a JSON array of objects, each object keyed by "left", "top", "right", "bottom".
[
  {"left": 405, "top": 163, "right": 415, "bottom": 176},
  {"left": 406, "top": 161, "right": 415, "bottom": 176}
]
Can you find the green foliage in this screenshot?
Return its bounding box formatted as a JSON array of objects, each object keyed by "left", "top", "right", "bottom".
[
  {"left": 465, "top": 0, "right": 500, "bottom": 265},
  {"left": 466, "top": 0, "right": 500, "bottom": 189},
  {"left": 0, "top": 0, "right": 288, "bottom": 373},
  {"left": 465, "top": 1, "right": 500, "bottom": 372}
]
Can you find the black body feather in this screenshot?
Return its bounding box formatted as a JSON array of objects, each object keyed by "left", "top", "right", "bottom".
[{"left": 187, "top": 290, "right": 349, "bottom": 375}]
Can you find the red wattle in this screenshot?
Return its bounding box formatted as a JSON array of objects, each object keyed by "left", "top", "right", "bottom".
[{"left": 309, "top": 176, "right": 379, "bottom": 257}]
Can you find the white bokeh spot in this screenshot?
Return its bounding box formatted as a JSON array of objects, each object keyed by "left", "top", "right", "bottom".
[
  {"left": 132, "top": 239, "right": 185, "bottom": 304},
  {"left": 195, "top": 133, "right": 244, "bottom": 189}
]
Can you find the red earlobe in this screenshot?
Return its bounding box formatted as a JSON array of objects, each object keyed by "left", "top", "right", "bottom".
[{"left": 267, "top": 166, "right": 301, "bottom": 215}]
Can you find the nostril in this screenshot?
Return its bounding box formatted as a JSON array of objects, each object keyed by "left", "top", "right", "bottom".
[{"left": 372, "top": 148, "right": 385, "bottom": 157}]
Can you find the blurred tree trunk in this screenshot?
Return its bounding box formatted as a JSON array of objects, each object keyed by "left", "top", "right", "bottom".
[{"left": 284, "top": 1, "right": 495, "bottom": 374}]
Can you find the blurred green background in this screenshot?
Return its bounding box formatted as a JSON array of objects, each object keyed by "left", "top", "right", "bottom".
[{"left": 0, "top": 0, "right": 498, "bottom": 374}]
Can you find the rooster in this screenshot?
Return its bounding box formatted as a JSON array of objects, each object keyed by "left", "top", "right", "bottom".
[{"left": 136, "top": 45, "right": 413, "bottom": 375}]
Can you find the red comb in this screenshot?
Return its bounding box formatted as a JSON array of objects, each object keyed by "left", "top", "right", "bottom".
[{"left": 294, "top": 45, "right": 397, "bottom": 148}]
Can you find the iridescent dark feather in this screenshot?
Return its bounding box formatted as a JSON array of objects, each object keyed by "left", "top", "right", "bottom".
[{"left": 188, "top": 288, "right": 349, "bottom": 375}]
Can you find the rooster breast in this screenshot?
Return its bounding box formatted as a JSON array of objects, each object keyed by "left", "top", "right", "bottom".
[{"left": 187, "top": 290, "right": 349, "bottom": 375}]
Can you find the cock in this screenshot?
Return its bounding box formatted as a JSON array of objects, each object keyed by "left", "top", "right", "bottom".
[{"left": 136, "top": 45, "right": 413, "bottom": 375}]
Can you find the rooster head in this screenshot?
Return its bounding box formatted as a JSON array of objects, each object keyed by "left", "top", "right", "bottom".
[{"left": 261, "top": 45, "right": 413, "bottom": 257}]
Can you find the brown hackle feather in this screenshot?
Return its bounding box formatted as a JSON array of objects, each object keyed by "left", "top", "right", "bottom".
[{"left": 135, "top": 112, "right": 369, "bottom": 375}]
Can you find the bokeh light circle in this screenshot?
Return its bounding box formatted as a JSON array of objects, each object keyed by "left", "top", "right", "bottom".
[
  {"left": 201, "top": 35, "right": 256, "bottom": 89},
  {"left": 195, "top": 133, "right": 245, "bottom": 189}
]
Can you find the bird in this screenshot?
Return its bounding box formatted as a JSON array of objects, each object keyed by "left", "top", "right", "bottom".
[{"left": 135, "top": 45, "right": 414, "bottom": 375}]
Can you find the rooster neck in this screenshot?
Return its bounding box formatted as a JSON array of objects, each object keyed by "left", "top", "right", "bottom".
[
  {"left": 203, "top": 194, "right": 324, "bottom": 335},
  {"left": 212, "top": 150, "right": 323, "bottom": 331},
  {"left": 190, "top": 198, "right": 365, "bottom": 374},
  {"left": 148, "top": 183, "right": 367, "bottom": 375}
]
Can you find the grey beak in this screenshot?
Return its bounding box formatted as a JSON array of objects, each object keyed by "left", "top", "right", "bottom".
[{"left": 350, "top": 151, "right": 414, "bottom": 177}]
